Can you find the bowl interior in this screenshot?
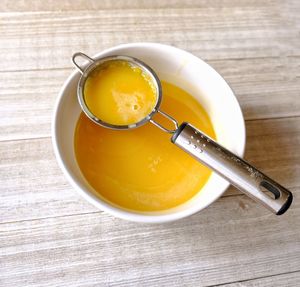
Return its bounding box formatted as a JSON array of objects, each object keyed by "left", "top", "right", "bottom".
[{"left": 52, "top": 43, "right": 245, "bottom": 223}]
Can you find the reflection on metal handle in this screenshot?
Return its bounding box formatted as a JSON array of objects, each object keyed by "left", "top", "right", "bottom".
[
  {"left": 72, "top": 52, "right": 95, "bottom": 74},
  {"left": 171, "top": 122, "right": 293, "bottom": 215}
]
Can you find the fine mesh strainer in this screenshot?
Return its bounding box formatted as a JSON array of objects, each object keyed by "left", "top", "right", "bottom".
[{"left": 72, "top": 52, "right": 293, "bottom": 215}]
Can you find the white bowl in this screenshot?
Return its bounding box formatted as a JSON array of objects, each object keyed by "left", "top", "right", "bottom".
[{"left": 52, "top": 43, "right": 246, "bottom": 223}]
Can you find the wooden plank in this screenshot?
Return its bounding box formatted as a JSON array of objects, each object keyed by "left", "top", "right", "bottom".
[
  {"left": 0, "top": 1, "right": 299, "bottom": 286},
  {"left": 0, "top": 117, "right": 299, "bottom": 223},
  {"left": 0, "top": 136, "right": 98, "bottom": 224},
  {"left": 1, "top": 55, "right": 299, "bottom": 141},
  {"left": 219, "top": 271, "right": 300, "bottom": 287},
  {"left": 208, "top": 56, "right": 300, "bottom": 120},
  {"left": 0, "top": 0, "right": 284, "bottom": 12},
  {"left": 0, "top": 191, "right": 299, "bottom": 286},
  {"left": 0, "top": 5, "right": 299, "bottom": 72},
  {"left": 0, "top": 69, "right": 70, "bottom": 141},
  {"left": 225, "top": 116, "right": 300, "bottom": 196}
]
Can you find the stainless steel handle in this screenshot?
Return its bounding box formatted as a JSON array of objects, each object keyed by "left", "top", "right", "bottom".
[{"left": 171, "top": 122, "right": 293, "bottom": 215}]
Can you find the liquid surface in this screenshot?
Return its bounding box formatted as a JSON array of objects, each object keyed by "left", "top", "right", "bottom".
[
  {"left": 84, "top": 60, "right": 157, "bottom": 126},
  {"left": 75, "top": 81, "right": 216, "bottom": 211}
]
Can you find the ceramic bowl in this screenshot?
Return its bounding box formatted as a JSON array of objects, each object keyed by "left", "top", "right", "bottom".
[{"left": 52, "top": 43, "right": 246, "bottom": 223}]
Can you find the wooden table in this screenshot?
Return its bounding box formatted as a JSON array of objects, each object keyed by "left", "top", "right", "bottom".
[{"left": 1, "top": 1, "right": 299, "bottom": 286}]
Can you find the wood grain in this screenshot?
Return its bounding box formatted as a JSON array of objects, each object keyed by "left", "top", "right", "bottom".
[
  {"left": 0, "top": 0, "right": 288, "bottom": 12},
  {"left": 1, "top": 1, "right": 300, "bottom": 286},
  {"left": 0, "top": 69, "right": 69, "bottom": 141},
  {"left": 1, "top": 55, "right": 299, "bottom": 141},
  {"left": 0, "top": 117, "right": 299, "bottom": 223},
  {"left": 0, "top": 4, "right": 299, "bottom": 72},
  {"left": 219, "top": 271, "right": 300, "bottom": 287},
  {"left": 209, "top": 57, "right": 300, "bottom": 120},
  {"left": 0, "top": 192, "right": 299, "bottom": 287}
]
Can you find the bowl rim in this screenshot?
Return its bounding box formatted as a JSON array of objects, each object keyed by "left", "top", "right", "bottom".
[{"left": 52, "top": 42, "right": 246, "bottom": 223}]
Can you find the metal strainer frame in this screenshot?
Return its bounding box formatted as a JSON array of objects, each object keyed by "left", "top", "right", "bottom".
[{"left": 72, "top": 52, "right": 178, "bottom": 132}]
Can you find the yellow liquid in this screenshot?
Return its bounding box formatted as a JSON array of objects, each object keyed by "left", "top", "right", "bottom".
[
  {"left": 75, "top": 81, "right": 216, "bottom": 211},
  {"left": 84, "top": 60, "right": 157, "bottom": 126}
]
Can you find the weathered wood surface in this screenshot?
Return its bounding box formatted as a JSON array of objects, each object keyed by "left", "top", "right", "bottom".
[
  {"left": 1, "top": 192, "right": 300, "bottom": 286},
  {"left": 0, "top": 0, "right": 299, "bottom": 286}
]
